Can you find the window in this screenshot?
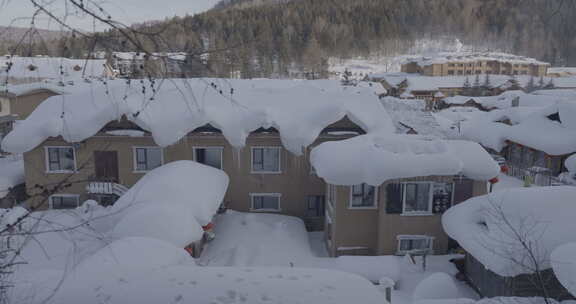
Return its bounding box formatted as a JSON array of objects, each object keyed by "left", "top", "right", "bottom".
[
  {"left": 50, "top": 195, "right": 80, "bottom": 209},
  {"left": 250, "top": 193, "right": 281, "bottom": 211},
  {"left": 397, "top": 235, "right": 434, "bottom": 255},
  {"left": 45, "top": 147, "right": 76, "bottom": 172},
  {"left": 193, "top": 147, "right": 223, "bottom": 169},
  {"left": 402, "top": 182, "right": 453, "bottom": 215},
  {"left": 403, "top": 182, "right": 431, "bottom": 214},
  {"left": 306, "top": 195, "right": 325, "bottom": 217},
  {"left": 349, "top": 184, "right": 377, "bottom": 209},
  {"left": 133, "top": 147, "right": 163, "bottom": 172},
  {"left": 251, "top": 147, "right": 281, "bottom": 173},
  {"left": 447, "top": 70, "right": 454, "bottom": 75}
]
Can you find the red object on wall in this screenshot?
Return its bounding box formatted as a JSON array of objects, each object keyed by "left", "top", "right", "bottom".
[
  {"left": 202, "top": 223, "right": 214, "bottom": 231},
  {"left": 489, "top": 177, "right": 499, "bottom": 184},
  {"left": 500, "top": 165, "right": 508, "bottom": 173}
]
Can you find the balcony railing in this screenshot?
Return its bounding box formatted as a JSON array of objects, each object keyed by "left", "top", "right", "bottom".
[
  {"left": 86, "top": 182, "right": 129, "bottom": 197},
  {"left": 505, "top": 164, "right": 573, "bottom": 187}
]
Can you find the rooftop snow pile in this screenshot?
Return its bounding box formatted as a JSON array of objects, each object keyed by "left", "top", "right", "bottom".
[
  {"left": 310, "top": 134, "right": 499, "bottom": 186},
  {"left": 0, "top": 56, "right": 106, "bottom": 81},
  {"left": 110, "top": 160, "right": 229, "bottom": 247},
  {"left": 551, "top": 243, "right": 576, "bottom": 297},
  {"left": 401, "top": 51, "right": 549, "bottom": 66},
  {"left": 456, "top": 102, "right": 576, "bottom": 155},
  {"left": 1, "top": 78, "right": 393, "bottom": 155},
  {"left": 0, "top": 156, "right": 24, "bottom": 199},
  {"left": 443, "top": 186, "right": 576, "bottom": 277}
]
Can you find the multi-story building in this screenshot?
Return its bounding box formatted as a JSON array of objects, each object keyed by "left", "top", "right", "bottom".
[
  {"left": 401, "top": 52, "right": 550, "bottom": 77},
  {"left": 1, "top": 78, "right": 500, "bottom": 256}
]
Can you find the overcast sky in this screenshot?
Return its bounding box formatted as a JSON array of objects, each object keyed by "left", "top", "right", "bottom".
[{"left": 0, "top": 0, "right": 220, "bottom": 31}]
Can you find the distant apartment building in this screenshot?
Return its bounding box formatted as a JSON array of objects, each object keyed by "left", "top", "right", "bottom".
[{"left": 401, "top": 52, "right": 550, "bottom": 77}]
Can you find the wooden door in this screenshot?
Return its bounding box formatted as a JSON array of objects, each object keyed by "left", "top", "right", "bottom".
[{"left": 94, "top": 151, "right": 119, "bottom": 182}]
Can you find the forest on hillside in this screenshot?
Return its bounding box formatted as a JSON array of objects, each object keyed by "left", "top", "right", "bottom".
[{"left": 3, "top": 0, "right": 576, "bottom": 78}]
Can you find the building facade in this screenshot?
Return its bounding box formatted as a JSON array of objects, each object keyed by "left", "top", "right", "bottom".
[
  {"left": 324, "top": 176, "right": 488, "bottom": 256},
  {"left": 21, "top": 118, "right": 364, "bottom": 230}
]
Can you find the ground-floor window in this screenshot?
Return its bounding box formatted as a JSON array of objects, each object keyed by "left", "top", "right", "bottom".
[
  {"left": 396, "top": 235, "right": 434, "bottom": 255},
  {"left": 50, "top": 194, "right": 80, "bottom": 209},
  {"left": 250, "top": 193, "right": 281, "bottom": 211}
]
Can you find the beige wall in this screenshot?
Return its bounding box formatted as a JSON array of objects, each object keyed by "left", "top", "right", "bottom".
[
  {"left": 23, "top": 131, "right": 349, "bottom": 219},
  {"left": 10, "top": 90, "right": 58, "bottom": 119},
  {"left": 328, "top": 176, "right": 488, "bottom": 256}
]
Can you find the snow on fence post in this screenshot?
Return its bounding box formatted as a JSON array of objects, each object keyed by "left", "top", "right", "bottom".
[{"left": 378, "top": 277, "right": 395, "bottom": 303}]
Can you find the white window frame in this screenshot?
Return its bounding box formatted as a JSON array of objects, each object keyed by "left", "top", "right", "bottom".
[
  {"left": 348, "top": 184, "right": 378, "bottom": 210},
  {"left": 49, "top": 194, "right": 80, "bottom": 209},
  {"left": 396, "top": 235, "right": 434, "bottom": 255},
  {"left": 249, "top": 193, "right": 282, "bottom": 212},
  {"left": 401, "top": 181, "right": 434, "bottom": 216},
  {"left": 132, "top": 146, "right": 164, "bottom": 173},
  {"left": 44, "top": 146, "right": 77, "bottom": 173},
  {"left": 192, "top": 146, "right": 224, "bottom": 169},
  {"left": 250, "top": 146, "right": 282, "bottom": 174}
]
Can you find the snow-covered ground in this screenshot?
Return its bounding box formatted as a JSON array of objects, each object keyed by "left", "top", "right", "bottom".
[{"left": 199, "top": 210, "right": 479, "bottom": 304}]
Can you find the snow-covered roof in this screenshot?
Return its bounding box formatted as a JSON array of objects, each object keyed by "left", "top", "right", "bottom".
[
  {"left": 551, "top": 242, "right": 576, "bottom": 297},
  {"left": 443, "top": 186, "right": 576, "bottom": 277},
  {"left": 0, "top": 56, "right": 106, "bottom": 81},
  {"left": 442, "top": 90, "right": 566, "bottom": 110},
  {"left": 0, "top": 156, "right": 24, "bottom": 199},
  {"left": 1, "top": 78, "right": 393, "bottom": 155},
  {"left": 381, "top": 97, "right": 447, "bottom": 138},
  {"left": 461, "top": 102, "right": 576, "bottom": 155},
  {"left": 401, "top": 51, "right": 549, "bottom": 67},
  {"left": 310, "top": 134, "right": 499, "bottom": 186},
  {"left": 368, "top": 73, "right": 576, "bottom": 93}
]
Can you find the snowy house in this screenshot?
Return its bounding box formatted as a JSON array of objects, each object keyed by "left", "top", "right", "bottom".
[
  {"left": 0, "top": 83, "right": 64, "bottom": 151},
  {"left": 462, "top": 101, "right": 576, "bottom": 180},
  {"left": 0, "top": 78, "right": 389, "bottom": 231},
  {"left": 443, "top": 187, "right": 576, "bottom": 300},
  {"left": 310, "top": 134, "right": 499, "bottom": 256},
  {"left": 110, "top": 52, "right": 188, "bottom": 78}
]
